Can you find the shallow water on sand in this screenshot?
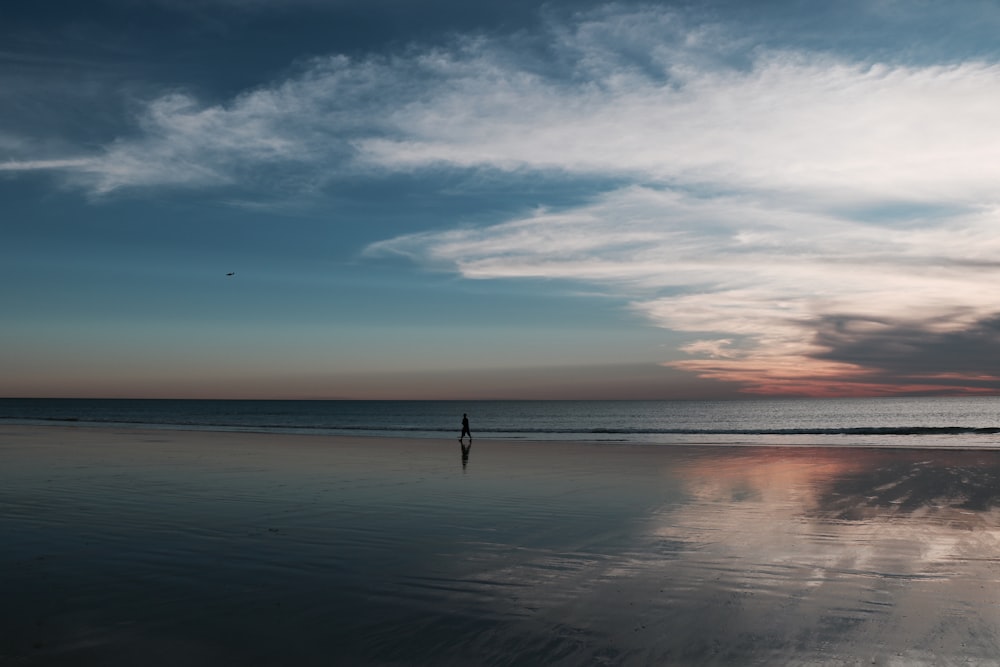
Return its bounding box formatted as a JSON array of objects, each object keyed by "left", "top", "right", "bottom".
[{"left": 3, "top": 426, "right": 1000, "bottom": 665}]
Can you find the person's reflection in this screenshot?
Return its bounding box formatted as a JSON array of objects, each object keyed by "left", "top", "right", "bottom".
[{"left": 461, "top": 441, "right": 472, "bottom": 470}]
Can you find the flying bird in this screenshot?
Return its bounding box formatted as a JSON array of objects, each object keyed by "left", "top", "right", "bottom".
[{"left": 226, "top": 272, "right": 235, "bottom": 276}]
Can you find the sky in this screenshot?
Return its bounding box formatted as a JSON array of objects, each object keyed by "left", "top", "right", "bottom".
[{"left": 4, "top": 0, "right": 1000, "bottom": 400}]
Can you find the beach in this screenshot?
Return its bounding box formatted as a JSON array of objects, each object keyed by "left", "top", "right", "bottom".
[{"left": 3, "top": 424, "right": 1000, "bottom": 665}]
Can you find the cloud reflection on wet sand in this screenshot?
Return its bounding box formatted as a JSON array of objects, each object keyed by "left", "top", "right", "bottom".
[
  {"left": 459, "top": 448, "right": 1000, "bottom": 664},
  {"left": 4, "top": 428, "right": 1000, "bottom": 665}
]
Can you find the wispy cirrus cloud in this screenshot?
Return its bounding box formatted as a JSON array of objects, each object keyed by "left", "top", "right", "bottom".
[
  {"left": 360, "top": 56, "right": 1000, "bottom": 206},
  {"left": 13, "top": 6, "right": 1000, "bottom": 202},
  {"left": 0, "top": 158, "right": 94, "bottom": 171}
]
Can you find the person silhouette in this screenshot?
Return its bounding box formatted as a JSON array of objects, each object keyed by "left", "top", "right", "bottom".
[{"left": 459, "top": 413, "right": 472, "bottom": 442}]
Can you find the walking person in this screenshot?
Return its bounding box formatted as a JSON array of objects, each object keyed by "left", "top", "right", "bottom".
[{"left": 459, "top": 413, "right": 472, "bottom": 442}]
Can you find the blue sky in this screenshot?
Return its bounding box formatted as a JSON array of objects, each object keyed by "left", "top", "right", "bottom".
[{"left": 4, "top": 0, "right": 1000, "bottom": 399}]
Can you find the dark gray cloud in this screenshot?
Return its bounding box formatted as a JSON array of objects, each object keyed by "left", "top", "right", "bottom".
[{"left": 811, "top": 313, "right": 1000, "bottom": 390}]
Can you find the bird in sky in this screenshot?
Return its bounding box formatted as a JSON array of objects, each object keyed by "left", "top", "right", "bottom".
[{"left": 226, "top": 272, "right": 235, "bottom": 276}]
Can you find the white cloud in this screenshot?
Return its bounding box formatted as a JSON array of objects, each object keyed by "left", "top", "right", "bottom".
[
  {"left": 360, "top": 55, "right": 1000, "bottom": 206},
  {"left": 368, "top": 186, "right": 1000, "bottom": 395},
  {"left": 11, "top": 6, "right": 1000, "bottom": 204},
  {"left": 0, "top": 158, "right": 94, "bottom": 171}
]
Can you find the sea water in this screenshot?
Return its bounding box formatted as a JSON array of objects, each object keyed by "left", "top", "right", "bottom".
[{"left": 2, "top": 396, "right": 999, "bottom": 448}]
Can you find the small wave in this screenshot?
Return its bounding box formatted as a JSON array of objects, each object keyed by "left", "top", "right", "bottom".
[
  {"left": 579, "top": 426, "right": 1000, "bottom": 436},
  {"left": 6, "top": 416, "right": 999, "bottom": 438}
]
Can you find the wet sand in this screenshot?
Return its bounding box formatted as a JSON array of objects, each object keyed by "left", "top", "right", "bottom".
[{"left": 3, "top": 425, "right": 1000, "bottom": 665}]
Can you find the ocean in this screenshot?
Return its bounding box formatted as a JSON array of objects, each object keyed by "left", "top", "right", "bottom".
[{"left": 2, "top": 396, "right": 999, "bottom": 448}]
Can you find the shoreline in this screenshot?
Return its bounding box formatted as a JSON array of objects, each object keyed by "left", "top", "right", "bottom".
[
  {"left": 4, "top": 396, "right": 1000, "bottom": 450},
  {"left": 4, "top": 421, "right": 1000, "bottom": 451}
]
